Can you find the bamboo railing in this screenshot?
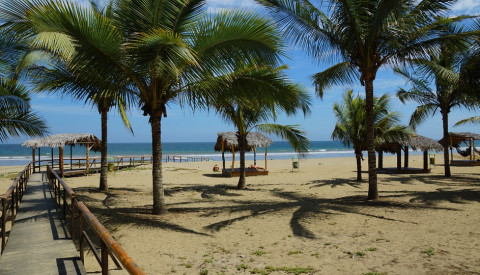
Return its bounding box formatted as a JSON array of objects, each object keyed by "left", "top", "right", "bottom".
[
  {"left": 46, "top": 165, "right": 145, "bottom": 275},
  {"left": 0, "top": 162, "right": 32, "bottom": 254}
]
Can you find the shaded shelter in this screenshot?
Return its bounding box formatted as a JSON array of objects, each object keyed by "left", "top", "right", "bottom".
[
  {"left": 378, "top": 135, "right": 443, "bottom": 173},
  {"left": 214, "top": 132, "right": 272, "bottom": 177},
  {"left": 22, "top": 133, "right": 101, "bottom": 177},
  {"left": 439, "top": 132, "right": 480, "bottom": 166}
]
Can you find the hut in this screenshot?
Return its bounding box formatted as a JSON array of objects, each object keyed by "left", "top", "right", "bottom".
[
  {"left": 378, "top": 135, "right": 443, "bottom": 173},
  {"left": 214, "top": 132, "right": 273, "bottom": 177},
  {"left": 22, "top": 133, "right": 101, "bottom": 177},
  {"left": 438, "top": 132, "right": 480, "bottom": 166}
]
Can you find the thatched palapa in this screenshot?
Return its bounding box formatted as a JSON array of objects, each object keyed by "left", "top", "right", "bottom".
[
  {"left": 438, "top": 132, "right": 480, "bottom": 165},
  {"left": 438, "top": 132, "right": 480, "bottom": 147},
  {"left": 22, "top": 133, "right": 100, "bottom": 149},
  {"left": 214, "top": 132, "right": 273, "bottom": 152}
]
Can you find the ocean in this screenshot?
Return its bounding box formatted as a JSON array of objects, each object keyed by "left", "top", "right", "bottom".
[{"left": 0, "top": 141, "right": 423, "bottom": 166}]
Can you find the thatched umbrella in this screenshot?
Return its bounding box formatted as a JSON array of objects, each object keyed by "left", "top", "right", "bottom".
[
  {"left": 438, "top": 132, "right": 480, "bottom": 163},
  {"left": 378, "top": 135, "right": 442, "bottom": 171},
  {"left": 22, "top": 133, "right": 101, "bottom": 176},
  {"left": 214, "top": 132, "right": 273, "bottom": 171}
]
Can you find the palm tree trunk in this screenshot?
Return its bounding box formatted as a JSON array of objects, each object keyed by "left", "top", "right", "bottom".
[
  {"left": 365, "top": 78, "right": 378, "bottom": 200},
  {"left": 237, "top": 134, "right": 247, "bottom": 189},
  {"left": 151, "top": 115, "right": 167, "bottom": 214},
  {"left": 99, "top": 109, "right": 108, "bottom": 191},
  {"left": 355, "top": 151, "right": 362, "bottom": 181},
  {"left": 442, "top": 111, "right": 451, "bottom": 177}
]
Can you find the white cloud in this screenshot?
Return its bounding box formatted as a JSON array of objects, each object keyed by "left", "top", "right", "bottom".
[
  {"left": 206, "top": 0, "right": 259, "bottom": 10},
  {"left": 451, "top": 0, "right": 480, "bottom": 12}
]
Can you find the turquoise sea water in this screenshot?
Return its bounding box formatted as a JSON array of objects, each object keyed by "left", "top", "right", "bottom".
[
  {"left": 0, "top": 141, "right": 357, "bottom": 166},
  {"left": 0, "top": 140, "right": 432, "bottom": 166}
]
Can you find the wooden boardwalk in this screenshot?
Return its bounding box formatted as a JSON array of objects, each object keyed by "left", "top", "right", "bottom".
[{"left": 0, "top": 173, "right": 86, "bottom": 275}]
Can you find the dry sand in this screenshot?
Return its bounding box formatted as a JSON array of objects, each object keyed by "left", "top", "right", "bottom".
[{"left": 1, "top": 154, "right": 480, "bottom": 274}]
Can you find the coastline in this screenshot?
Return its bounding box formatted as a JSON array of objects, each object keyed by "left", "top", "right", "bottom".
[{"left": 3, "top": 154, "right": 479, "bottom": 274}]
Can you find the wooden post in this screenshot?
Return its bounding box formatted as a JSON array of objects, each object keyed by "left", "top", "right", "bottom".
[
  {"left": 1, "top": 198, "right": 6, "bottom": 254},
  {"left": 70, "top": 145, "right": 73, "bottom": 171},
  {"left": 71, "top": 197, "right": 76, "bottom": 244},
  {"left": 253, "top": 147, "right": 257, "bottom": 166},
  {"left": 221, "top": 140, "right": 225, "bottom": 170},
  {"left": 423, "top": 151, "right": 428, "bottom": 171},
  {"left": 101, "top": 241, "right": 108, "bottom": 275},
  {"left": 231, "top": 145, "right": 235, "bottom": 174},
  {"left": 86, "top": 145, "right": 90, "bottom": 175},
  {"left": 51, "top": 148, "right": 54, "bottom": 168},
  {"left": 32, "top": 148, "right": 36, "bottom": 173},
  {"left": 396, "top": 146, "right": 401, "bottom": 171},
  {"left": 474, "top": 138, "right": 477, "bottom": 161},
  {"left": 404, "top": 146, "right": 409, "bottom": 168},
  {"left": 37, "top": 147, "right": 41, "bottom": 171},
  {"left": 469, "top": 138, "right": 473, "bottom": 162},
  {"left": 265, "top": 147, "right": 268, "bottom": 170},
  {"left": 59, "top": 146, "right": 64, "bottom": 178}
]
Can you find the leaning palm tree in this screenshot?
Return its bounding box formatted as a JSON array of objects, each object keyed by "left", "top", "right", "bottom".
[
  {"left": 332, "top": 90, "right": 409, "bottom": 181},
  {"left": 1, "top": 0, "right": 285, "bottom": 214},
  {"left": 212, "top": 65, "right": 310, "bottom": 188},
  {"left": 255, "top": 0, "right": 472, "bottom": 199},
  {"left": 395, "top": 30, "right": 474, "bottom": 177}
]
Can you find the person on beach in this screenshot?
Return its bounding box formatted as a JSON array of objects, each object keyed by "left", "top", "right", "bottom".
[{"left": 213, "top": 164, "right": 220, "bottom": 172}]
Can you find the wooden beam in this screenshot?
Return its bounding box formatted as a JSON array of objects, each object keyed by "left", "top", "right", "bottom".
[
  {"left": 70, "top": 145, "right": 73, "bottom": 171},
  {"left": 59, "top": 147, "right": 64, "bottom": 178},
  {"left": 470, "top": 138, "right": 473, "bottom": 162},
  {"left": 221, "top": 139, "right": 225, "bottom": 170},
  {"left": 404, "top": 146, "right": 409, "bottom": 168},
  {"left": 32, "top": 148, "right": 36, "bottom": 173},
  {"left": 378, "top": 150, "right": 383, "bottom": 169},
  {"left": 265, "top": 147, "right": 268, "bottom": 170},
  {"left": 396, "top": 146, "right": 402, "bottom": 171},
  {"left": 253, "top": 147, "right": 257, "bottom": 166},
  {"left": 450, "top": 136, "right": 453, "bottom": 163},
  {"left": 423, "top": 151, "right": 428, "bottom": 171},
  {"left": 231, "top": 145, "right": 235, "bottom": 175}
]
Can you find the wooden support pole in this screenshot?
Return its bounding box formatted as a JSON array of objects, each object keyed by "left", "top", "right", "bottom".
[
  {"left": 51, "top": 148, "right": 54, "bottom": 167},
  {"left": 231, "top": 145, "right": 235, "bottom": 174},
  {"left": 59, "top": 146, "right": 64, "bottom": 178},
  {"left": 253, "top": 147, "right": 257, "bottom": 165},
  {"left": 70, "top": 145, "right": 73, "bottom": 171},
  {"left": 265, "top": 147, "right": 268, "bottom": 170},
  {"left": 423, "top": 151, "right": 428, "bottom": 171},
  {"left": 450, "top": 136, "right": 453, "bottom": 163},
  {"left": 38, "top": 147, "right": 41, "bottom": 172},
  {"left": 396, "top": 146, "right": 402, "bottom": 171},
  {"left": 404, "top": 146, "right": 409, "bottom": 168},
  {"left": 470, "top": 138, "right": 473, "bottom": 162},
  {"left": 221, "top": 140, "right": 225, "bottom": 170},
  {"left": 32, "top": 148, "right": 36, "bottom": 173}
]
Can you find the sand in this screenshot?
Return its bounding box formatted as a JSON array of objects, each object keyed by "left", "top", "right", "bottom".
[{"left": 1, "top": 154, "right": 480, "bottom": 274}]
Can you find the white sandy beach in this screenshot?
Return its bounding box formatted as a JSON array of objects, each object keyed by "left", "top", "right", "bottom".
[{"left": 1, "top": 154, "right": 480, "bottom": 274}]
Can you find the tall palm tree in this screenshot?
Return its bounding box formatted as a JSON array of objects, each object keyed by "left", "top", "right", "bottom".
[
  {"left": 0, "top": 0, "right": 285, "bottom": 214},
  {"left": 212, "top": 65, "right": 310, "bottom": 188},
  {"left": 395, "top": 36, "right": 473, "bottom": 177},
  {"left": 332, "top": 90, "right": 409, "bottom": 181},
  {"left": 255, "top": 0, "right": 471, "bottom": 199}
]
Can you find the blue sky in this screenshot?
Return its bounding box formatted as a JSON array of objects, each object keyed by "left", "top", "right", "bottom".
[{"left": 7, "top": 0, "right": 480, "bottom": 143}]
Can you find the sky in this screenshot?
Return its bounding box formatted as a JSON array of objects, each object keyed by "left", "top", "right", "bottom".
[{"left": 6, "top": 0, "right": 480, "bottom": 144}]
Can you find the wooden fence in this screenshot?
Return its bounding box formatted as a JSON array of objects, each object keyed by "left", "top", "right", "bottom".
[
  {"left": 46, "top": 165, "right": 145, "bottom": 275},
  {"left": 0, "top": 162, "right": 31, "bottom": 253}
]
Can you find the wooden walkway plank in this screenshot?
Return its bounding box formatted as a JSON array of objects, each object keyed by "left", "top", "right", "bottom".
[{"left": 0, "top": 173, "right": 86, "bottom": 275}]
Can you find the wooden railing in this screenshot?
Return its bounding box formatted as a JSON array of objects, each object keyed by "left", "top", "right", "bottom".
[
  {"left": 0, "top": 162, "right": 32, "bottom": 254},
  {"left": 46, "top": 165, "right": 145, "bottom": 275}
]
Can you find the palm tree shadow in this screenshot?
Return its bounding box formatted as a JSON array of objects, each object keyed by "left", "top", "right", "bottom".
[{"left": 306, "top": 178, "right": 363, "bottom": 189}]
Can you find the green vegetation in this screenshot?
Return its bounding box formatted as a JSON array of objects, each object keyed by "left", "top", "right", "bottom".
[
  {"left": 236, "top": 264, "right": 248, "bottom": 270},
  {"left": 253, "top": 250, "right": 267, "bottom": 256},
  {"left": 287, "top": 250, "right": 302, "bottom": 255},
  {"left": 199, "top": 270, "right": 208, "bottom": 275},
  {"left": 184, "top": 264, "right": 192, "bottom": 268},
  {"left": 363, "top": 272, "right": 386, "bottom": 275},
  {"left": 367, "top": 247, "right": 377, "bottom": 251},
  {"left": 424, "top": 248, "right": 435, "bottom": 256}
]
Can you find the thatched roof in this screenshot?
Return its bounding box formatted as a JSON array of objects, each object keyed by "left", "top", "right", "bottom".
[
  {"left": 379, "top": 135, "right": 442, "bottom": 153},
  {"left": 438, "top": 132, "right": 480, "bottom": 147},
  {"left": 22, "top": 133, "right": 101, "bottom": 149},
  {"left": 214, "top": 132, "right": 273, "bottom": 152}
]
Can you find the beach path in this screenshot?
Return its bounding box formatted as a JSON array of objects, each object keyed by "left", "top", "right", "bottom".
[{"left": 0, "top": 173, "right": 86, "bottom": 275}]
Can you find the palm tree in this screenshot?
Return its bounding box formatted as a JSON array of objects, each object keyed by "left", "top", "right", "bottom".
[
  {"left": 332, "top": 90, "right": 409, "bottom": 181},
  {"left": 0, "top": 79, "right": 47, "bottom": 141},
  {"left": 1, "top": 0, "right": 285, "bottom": 214},
  {"left": 395, "top": 37, "right": 473, "bottom": 177},
  {"left": 0, "top": 29, "right": 47, "bottom": 141},
  {"left": 255, "top": 0, "right": 471, "bottom": 199},
  {"left": 212, "top": 65, "right": 310, "bottom": 188}
]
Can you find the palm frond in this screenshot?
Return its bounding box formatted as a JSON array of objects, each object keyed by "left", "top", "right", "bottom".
[{"left": 255, "top": 123, "right": 310, "bottom": 152}]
